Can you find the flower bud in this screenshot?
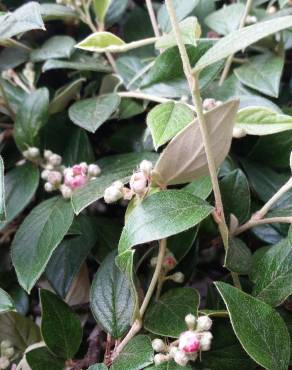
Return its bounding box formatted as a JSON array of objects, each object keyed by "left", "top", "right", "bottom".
[
  {"left": 188, "top": 352, "right": 198, "bottom": 362},
  {"left": 174, "top": 350, "right": 189, "bottom": 366},
  {"left": 151, "top": 339, "right": 166, "bottom": 353},
  {"left": 60, "top": 184, "right": 72, "bottom": 199},
  {"left": 162, "top": 252, "right": 177, "bottom": 271},
  {"left": 113, "top": 181, "right": 124, "bottom": 191},
  {"left": 1, "top": 341, "right": 12, "bottom": 351},
  {"left": 41, "top": 170, "right": 50, "bottom": 180},
  {"left": 2, "top": 347, "right": 14, "bottom": 359},
  {"left": 170, "top": 272, "right": 184, "bottom": 283},
  {"left": 153, "top": 353, "right": 169, "bottom": 365},
  {"left": 104, "top": 186, "right": 123, "bottom": 204},
  {"left": 150, "top": 257, "right": 158, "bottom": 267},
  {"left": 49, "top": 154, "right": 62, "bottom": 166},
  {"left": 202, "top": 98, "right": 217, "bottom": 111},
  {"left": 179, "top": 331, "right": 200, "bottom": 353},
  {"left": 139, "top": 160, "right": 153, "bottom": 176},
  {"left": 169, "top": 345, "right": 178, "bottom": 358},
  {"left": 199, "top": 331, "right": 213, "bottom": 351},
  {"left": 130, "top": 172, "right": 147, "bottom": 195},
  {"left": 88, "top": 164, "right": 101, "bottom": 177},
  {"left": 22, "top": 150, "right": 29, "bottom": 159},
  {"left": 196, "top": 316, "right": 212, "bottom": 332},
  {"left": 44, "top": 182, "right": 54, "bottom": 192},
  {"left": 28, "top": 147, "right": 40, "bottom": 158},
  {"left": 185, "top": 314, "right": 196, "bottom": 330},
  {"left": 233, "top": 127, "right": 247, "bottom": 138},
  {"left": 245, "top": 15, "right": 257, "bottom": 24},
  {"left": 0, "top": 357, "right": 9, "bottom": 370},
  {"left": 122, "top": 187, "right": 134, "bottom": 201},
  {"left": 47, "top": 171, "right": 62, "bottom": 185},
  {"left": 44, "top": 150, "right": 53, "bottom": 160},
  {"left": 267, "top": 5, "right": 277, "bottom": 14}
]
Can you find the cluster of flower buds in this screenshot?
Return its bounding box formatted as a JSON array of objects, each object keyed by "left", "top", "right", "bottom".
[
  {"left": 245, "top": 15, "right": 257, "bottom": 25},
  {"left": 151, "top": 250, "right": 184, "bottom": 283},
  {"left": 202, "top": 98, "right": 222, "bottom": 112},
  {"left": 152, "top": 314, "right": 213, "bottom": 367},
  {"left": 103, "top": 160, "right": 153, "bottom": 204},
  {"left": 0, "top": 341, "right": 15, "bottom": 369},
  {"left": 55, "top": 0, "right": 82, "bottom": 10},
  {"left": 22, "top": 147, "right": 40, "bottom": 161}
]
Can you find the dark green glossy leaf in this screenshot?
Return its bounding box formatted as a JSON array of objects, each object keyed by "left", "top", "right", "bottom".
[
  {"left": 225, "top": 237, "right": 252, "bottom": 274},
  {"left": 26, "top": 347, "right": 64, "bottom": 370},
  {"left": 90, "top": 251, "right": 134, "bottom": 338},
  {"left": 144, "top": 287, "right": 199, "bottom": 337},
  {"left": 40, "top": 3, "right": 77, "bottom": 21},
  {"left": 87, "top": 365, "right": 108, "bottom": 370},
  {"left": 215, "top": 282, "right": 291, "bottom": 370},
  {"left": 69, "top": 93, "right": 121, "bottom": 133},
  {"left": 14, "top": 87, "right": 50, "bottom": 151},
  {"left": 111, "top": 335, "right": 153, "bottom": 370},
  {"left": 12, "top": 196, "right": 74, "bottom": 293},
  {"left": 183, "top": 175, "right": 212, "bottom": 200},
  {"left": 30, "top": 36, "right": 75, "bottom": 62},
  {"left": 0, "top": 163, "right": 39, "bottom": 231},
  {"left": 40, "top": 289, "right": 82, "bottom": 359}
]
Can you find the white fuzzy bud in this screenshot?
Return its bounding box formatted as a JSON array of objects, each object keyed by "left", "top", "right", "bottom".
[
  {"left": 153, "top": 353, "right": 169, "bottom": 365},
  {"left": 104, "top": 186, "right": 123, "bottom": 204},
  {"left": 233, "top": 127, "right": 247, "bottom": 138},
  {"left": 169, "top": 346, "right": 178, "bottom": 358},
  {"left": 47, "top": 171, "right": 62, "bottom": 185},
  {"left": 41, "top": 170, "right": 50, "bottom": 180},
  {"left": 44, "top": 150, "right": 53, "bottom": 160},
  {"left": 0, "top": 357, "right": 9, "bottom": 370},
  {"left": 45, "top": 163, "right": 54, "bottom": 171},
  {"left": 185, "top": 314, "right": 196, "bottom": 330},
  {"left": 130, "top": 172, "right": 147, "bottom": 195},
  {"left": 245, "top": 15, "right": 257, "bottom": 24},
  {"left": 44, "top": 182, "right": 54, "bottom": 192},
  {"left": 170, "top": 272, "right": 184, "bottom": 283},
  {"left": 151, "top": 339, "right": 166, "bottom": 353},
  {"left": 188, "top": 352, "right": 199, "bottom": 361},
  {"left": 2, "top": 347, "right": 14, "bottom": 359},
  {"left": 88, "top": 164, "right": 101, "bottom": 177},
  {"left": 202, "top": 98, "right": 217, "bottom": 111},
  {"left": 49, "top": 154, "right": 62, "bottom": 166},
  {"left": 22, "top": 150, "right": 29, "bottom": 159},
  {"left": 139, "top": 160, "right": 153, "bottom": 176},
  {"left": 150, "top": 257, "right": 158, "bottom": 267},
  {"left": 28, "top": 147, "right": 40, "bottom": 158},
  {"left": 174, "top": 350, "right": 189, "bottom": 367},
  {"left": 60, "top": 184, "right": 72, "bottom": 199},
  {"left": 199, "top": 331, "right": 213, "bottom": 351},
  {"left": 196, "top": 316, "right": 212, "bottom": 332},
  {"left": 0, "top": 342, "right": 11, "bottom": 351},
  {"left": 267, "top": 5, "right": 277, "bottom": 14},
  {"left": 112, "top": 180, "right": 124, "bottom": 191}
]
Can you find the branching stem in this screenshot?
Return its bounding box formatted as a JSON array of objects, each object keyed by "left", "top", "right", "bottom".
[{"left": 145, "top": 0, "right": 161, "bottom": 38}]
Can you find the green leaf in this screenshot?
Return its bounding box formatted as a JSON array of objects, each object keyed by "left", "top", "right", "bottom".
[
  {"left": 167, "top": 227, "right": 198, "bottom": 262},
  {"left": 105, "top": 0, "right": 128, "bottom": 27},
  {"left": 146, "top": 102, "right": 194, "bottom": 150},
  {"left": 87, "top": 365, "right": 108, "bottom": 370},
  {"left": 72, "top": 152, "right": 158, "bottom": 214},
  {"left": 193, "top": 16, "right": 292, "bottom": 72},
  {"left": 220, "top": 169, "right": 250, "bottom": 224},
  {"left": 0, "top": 2, "right": 45, "bottom": 40},
  {"left": 69, "top": 93, "right": 120, "bottom": 133},
  {"left": 0, "top": 288, "right": 15, "bottom": 313},
  {"left": 90, "top": 251, "right": 134, "bottom": 338},
  {"left": 30, "top": 36, "right": 75, "bottom": 62},
  {"left": 225, "top": 237, "right": 252, "bottom": 274},
  {"left": 215, "top": 282, "right": 291, "bottom": 370},
  {"left": 12, "top": 196, "right": 74, "bottom": 293},
  {"left": 0, "top": 312, "right": 41, "bottom": 354},
  {"left": 234, "top": 54, "right": 284, "bottom": 98},
  {"left": 118, "top": 190, "right": 213, "bottom": 256},
  {"left": 250, "top": 239, "right": 292, "bottom": 306},
  {"left": 235, "top": 106, "right": 292, "bottom": 136},
  {"left": 46, "top": 216, "right": 97, "bottom": 298},
  {"left": 42, "top": 54, "right": 111, "bottom": 73},
  {"left": 111, "top": 335, "right": 153, "bottom": 370},
  {"left": 0, "top": 163, "right": 39, "bottom": 231},
  {"left": 40, "top": 3, "right": 77, "bottom": 21},
  {"left": 155, "top": 17, "right": 201, "bottom": 49},
  {"left": 183, "top": 175, "right": 212, "bottom": 200},
  {"left": 49, "top": 78, "right": 85, "bottom": 115},
  {"left": 147, "top": 362, "right": 191, "bottom": 370},
  {"left": 157, "top": 0, "right": 199, "bottom": 32},
  {"left": 76, "top": 32, "right": 125, "bottom": 53},
  {"left": 14, "top": 88, "right": 50, "bottom": 151},
  {"left": 144, "top": 288, "right": 199, "bottom": 337},
  {"left": 197, "top": 319, "right": 256, "bottom": 370},
  {"left": 40, "top": 289, "right": 82, "bottom": 359},
  {"left": 153, "top": 100, "right": 239, "bottom": 186},
  {"left": 63, "top": 127, "right": 95, "bottom": 166},
  {"left": 0, "top": 157, "right": 5, "bottom": 222},
  {"left": 205, "top": 3, "right": 246, "bottom": 35},
  {"left": 93, "top": 0, "right": 111, "bottom": 23},
  {"left": 26, "top": 347, "right": 64, "bottom": 370}
]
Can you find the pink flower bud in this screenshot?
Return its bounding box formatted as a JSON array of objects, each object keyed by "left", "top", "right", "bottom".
[
  {"left": 60, "top": 184, "right": 72, "bottom": 199},
  {"left": 122, "top": 187, "right": 134, "bottom": 201},
  {"left": 179, "top": 331, "right": 200, "bottom": 353},
  {"left": 47, "top": 171, "right": 62, "bottom": 185},
  {"left": 174, "top": 350, "right": 189, "bottom": 366},
  {"left": 162, "top": 253, "right": 177, "bottom": 270},
  {"left": 198, "top": 331, "right": 213, "bottom": 351},
  {"left": 129, "top": 172, "right": 147, "bottom": 195},
  {"left": 64, "top": 166, "right": 88, "bottom": 190},
  {"left": 48, "top": 154, "right": 62, "bottom": 166},
  {"left": 0, "top": 357, "right": 9, "bottom": 370}
]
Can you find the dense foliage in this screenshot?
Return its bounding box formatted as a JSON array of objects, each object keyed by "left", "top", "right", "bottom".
[{"left": 0, "top": 0, "right": 292, "bottom": 369}]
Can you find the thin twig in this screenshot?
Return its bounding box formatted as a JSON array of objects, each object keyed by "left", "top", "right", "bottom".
[
  {"left": 234, "top": 217, "right": 292, "bottom": 236},
  {"left": 165, "top": 0, "right": 241, "bottom": 289},
  {"left": 145, "top": 0, "right": 161, "bottom": 38},
  {"left": 219, "top": 0, "right": 253, "bottom": 85}
]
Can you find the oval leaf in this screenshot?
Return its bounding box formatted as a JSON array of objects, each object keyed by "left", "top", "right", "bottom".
[
  {"left": 215, "top": 282, "right": 291, "bottom": 370},
  {"left": 225, "top": 237, "right": 252, "bottom": 274},
  {"left": 235, "top": 106, "right": 292, "bottom": 136},
  {"left": 30, "top": 35, "right": 75, "bottom": 62},
  {"left": 90, "top": 251, "right": 134, "bottom": 339},
  {"left": 144, "top": 287, "right": 199, "bottom": 337},
  {"left": 69, "top": 93, "right": 121, "bottom": 133},
  {"left": 0, "top": 288, "right": 15, "bottom": 314},
  {"left": 26, "top": 346, "right": 64, "bottom": 370},
  {"left": 76, "top": 32, "right": 125, "bottom": 52},
  {"left": 40, "top": 289, "right": 82, "bottom": 359},
  {"left": 193, "top": 16, "right": 292, "bottom": 72},
  {"left": 153, "top": 100, "right": 239, "bottom": 186},
  {"left": 12, "top": 196, "right": 74, "bottom": 293},
  {"left": 146, "top": 101, "right": 194, "bottom": 150}
]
